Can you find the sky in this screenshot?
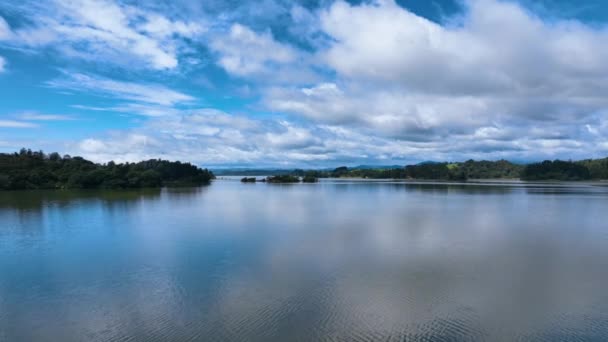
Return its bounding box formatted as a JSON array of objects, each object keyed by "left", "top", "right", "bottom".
[{"left": 1, "top": 0, "right": 608, "bottom": 168}]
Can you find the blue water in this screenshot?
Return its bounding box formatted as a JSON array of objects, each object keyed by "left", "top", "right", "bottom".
[{"left": 2, "top": 179, "right": 608, "bottom": 341}]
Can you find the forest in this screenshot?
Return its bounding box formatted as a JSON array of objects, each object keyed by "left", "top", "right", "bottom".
[
  {"left": 0, "top": 149, "right": 215, "bottom": 190},
  {"left": 262, "top": 159, "right": 608, "bottom": 181},
  {"left": 520, "top": 160, "right": 592, "bottom": 181},
  {"left": 293, "top": 160, "right": 525, "bottom": 181}
]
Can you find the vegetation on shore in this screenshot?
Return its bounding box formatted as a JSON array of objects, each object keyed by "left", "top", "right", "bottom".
[
  {"left": 266, "top": 175, "right": 302, "bottom": 183},
  {"left": 233, "top": 158, "right": 608, "bottom": 182},
  {"left": 288, "top": 160, "right": 524, "bottom": 181},
  {"left": 302, "top": 174, "right": 319, "bottom": 183},
  {"left": 521, "top": 160, "right": 591, "bottom": 181},
  {"left": 0, "top": 149, "right": 214, "bottom": 190}
]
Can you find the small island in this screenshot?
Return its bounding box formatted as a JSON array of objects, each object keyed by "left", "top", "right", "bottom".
[
  {"left": 0, "top": 149, "right": 214, "bottom": 190},
  {"left": 266, "top": 175, "right": 301, "bottom": 183},
  {"left": 259, "top": 174, "right": 319, "bottom": 183},
  {"left": 302, "top": 175, "right": 319, "bottom": 183}
]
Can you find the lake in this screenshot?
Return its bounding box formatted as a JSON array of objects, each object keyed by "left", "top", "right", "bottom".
[{"left": 2, "top": 179, "right": 608, "bottom": 341}]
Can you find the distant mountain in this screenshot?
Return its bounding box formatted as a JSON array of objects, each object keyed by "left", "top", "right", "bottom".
[{"left": 212, "top": 165, "right": 406, "bottom": 176}]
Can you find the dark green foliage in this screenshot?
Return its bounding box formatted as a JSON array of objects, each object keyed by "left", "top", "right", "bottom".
[
  {"left": 335, "top": 168, "right": 406, "bottom": 179},
  {"left": 521, "top": 160, "right": 592, "bottom": 181},
  {"left": 241, "top": 177, "right": 257, "bottom": 183},
  {"left": 577, "top": 158, "right": 608, "bottom": 179},
  {"left": 458, "top": 160, "right": 523, "bottom": 179},
  {"left": 266, "top": 175, "right": 300, "bottom": 183},
  {"left": 140, "top": 170, "right": 163, "bottom": 188},
  {"left": 302, "top": 175, "right": 318, "bottom": 183},
  {"left": 400, "top": 163, "right": 467, "bottom": 180},
  {"left": 264, "top": 160, "right": 526, "bottom": 181},
  {"left": 0, "top": 149, "right": 214, "bottom": 190},
  {"left": 331, "top": 166, "right": 349, "bottom": 178},
  {"left": 405, "top": 163, "right": 453, "bottom": 180}
]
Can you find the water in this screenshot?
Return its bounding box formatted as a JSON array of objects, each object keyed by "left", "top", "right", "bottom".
[{"left": 2, "top": 179, "right": 608, "bottom": 341}]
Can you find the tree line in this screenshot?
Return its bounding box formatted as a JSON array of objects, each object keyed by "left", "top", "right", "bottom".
[
  {"left": 290, "top": 160, "right": 524, "bottom": 181},
  {"left": 279, "top": 158, "right": 608, "bottom": 181},
  {"left": 0, "top": 149, "right": 215, "bottom": 190}
]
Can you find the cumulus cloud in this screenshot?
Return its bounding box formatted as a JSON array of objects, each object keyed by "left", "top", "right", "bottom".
[
  {"left": 320, "top": 0, "right": 608, "bottom": 95},
  {"left": 258, "top": 0, "right": 608, "bottom": 159},
  {"left": 70, "top": 109, "right": 348, "bottom": 165},
  {"left": 209, "top": 23, "right": 319, "bottom": 84},
  {"left": 0, "top": 55, "right": 5, "bottom": 72},
  {"left": 266, "top": 82, "right": 513, "bottom": 143},
  {"left": 210, "top": 24, "right": 295, "bottom": 76},
  {"left": 321, "top": 0, "right": 608, "bottom": 108}
]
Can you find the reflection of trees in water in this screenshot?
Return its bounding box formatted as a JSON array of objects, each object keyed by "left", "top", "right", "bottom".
[
  {"left": 401, "top": 182, "right": 516, "bottom": 195},
  {"left": 0, "top": 187, "right": 212, "bottom": 236},
  {"left": 163, "top": 186, "right": 210, "bottom": 201},
  {"left": 329, "top": 181, "right": 517, "bottom": 195},
  {"left": 0, "top": 189, "right": 164, "bottom": 235},
  {"left": 524, "top": 183, "right": 608, "bottom": 196},
  {"left": 0, "top": 189, "right": 163, "bottom": 211},
  {"left": 328, "top": 180, "right": 608, "bottom": 196}
]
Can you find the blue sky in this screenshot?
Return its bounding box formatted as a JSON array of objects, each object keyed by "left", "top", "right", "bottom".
[{"left": 1, "top": 0, "right": 608, "bottom": 167}]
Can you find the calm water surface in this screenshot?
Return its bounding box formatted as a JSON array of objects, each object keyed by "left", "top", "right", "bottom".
[{"left": 2, "top": 179, "right": 608, "bottom": 341}]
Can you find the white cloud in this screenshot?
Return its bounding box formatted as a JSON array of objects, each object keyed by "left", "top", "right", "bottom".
[
  {"left": 0, "top": 16, "right": 11, "bottom": 40},
  {"left": 69, "top": 109, "right": 327, "bottom": 165},
  {"left": 210, "top": 23, "right": 297, "bottom": 76},
  {"left": 265, "top": 84, "right": 489, "bottom": 140},
  {"left": 69, "top": 105, "right": 608, "bottom": 167},
  {"left": 319, "top": 0, "right": 608, "bottom": 97},
  {"left": 48, "top": 72, "right": 195, "bottom": 106},
  {"left": 258, "top": 0, "right": 608, "bottom": 155},
  {"left": 265, "top": 122, "right": 322, "bottom": 149},
  {"left": 0, "top": 16, "right": 8, "bottom": 72},
  {"left": 72, "top": 103, "right": 182, "bottom": 117},
  {"left": 19, "top": 112, "right": 75, "bottom": 121},
  {"left": 79, "top": 138, "right": 107, "bottom": 153},
  {"left": 2, "top": 0, "right": 204, "bottom": 69},
  {"left": 0, "top": 120, "right": 38, "bottom": 128}
]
